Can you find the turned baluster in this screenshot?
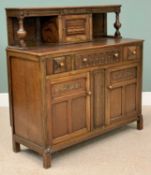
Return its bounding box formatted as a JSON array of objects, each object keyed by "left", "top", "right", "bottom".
[
  {"left": 114, "top": 12, "right": 122, "bottom": 39},
  {"left": 17, "top": 13, "right": 27, "bottom": 47}
]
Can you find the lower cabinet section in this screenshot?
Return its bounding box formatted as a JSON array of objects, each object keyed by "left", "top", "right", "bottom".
[
  {"left": 47, "top": 63, "right": 140, "bottom": 144},
  {"left": 8, "top": 47, "right": 143, "bottom": 169}
]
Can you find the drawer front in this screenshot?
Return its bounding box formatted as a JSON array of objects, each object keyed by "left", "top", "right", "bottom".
[
  {"left": 124, "top": 45, "right": 141, "bottom": 61},
  {"left": 62, "top": 14, "right": 91, "bottom": 43},
  {"left": 46, "top": 55, "right": 73, "bottom": 74},
  {"left": 75, "top": 48, "right": 121, "bottom": 69}
]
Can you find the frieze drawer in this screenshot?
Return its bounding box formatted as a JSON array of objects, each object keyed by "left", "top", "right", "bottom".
[
  {"left": 46, "top": 55, "right": 73, "bottom": 75},
  {"left": 75, "top": 48, "right": 121, "bottom": 69},
  {"left": 124, "top": 45, "right": 141, "bottom": 61}
]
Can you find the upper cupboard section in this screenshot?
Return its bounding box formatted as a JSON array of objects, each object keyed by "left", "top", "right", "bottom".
[{"left": 6, "top": 5, "right": 121, "bottom": 47}]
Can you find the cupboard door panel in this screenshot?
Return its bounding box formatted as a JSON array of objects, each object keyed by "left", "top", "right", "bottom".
[
  {"left": 47, "top": 72, "right": 91, "bottom": 144},
  {"left": 110, "top": 87, "right": 122, "bottom": 120},
  {"left": 71, "top": 96, "right": 87, "bottom": 132},
  {"left": 93, "top": 69, "right": 105, "bottom": 128},
  {"left": 106, "top": 64, "right": 139, "bottom": 125},
  {"left": 52, "top": 101, "right": 68, "bottom": 139},
  {"left": 125, "top": 83, "right": 137, "bottom": 114},
  {"left": 62, "top": 14, "right": 91, "bottom": 43}
]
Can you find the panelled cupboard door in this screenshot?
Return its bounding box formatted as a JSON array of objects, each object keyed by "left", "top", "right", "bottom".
[
  {"left": 61, "top": 14, "right": 92, "bottom": 43},
  {"left": 105, "top": 64, "right": 139, "bottom": 125},
  {"left": 47, "top": 72, "right": 91, "bottom": 144}
]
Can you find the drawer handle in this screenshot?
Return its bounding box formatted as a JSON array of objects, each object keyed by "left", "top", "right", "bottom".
[
  {"left": 113, "top": 53, "right": 119, "bottom": 58},
  {"left": 59, "top": 62, "right": 65, "bottom": 67},
  {"left": 87, "top": 91, "right": 92, "bottom": 96},
  {"left": 108, "top": 85, "right": 113, "bottom": 89},
  {"left": 132, "top": 50, "right": 136, "bottom": 55},
  {"left": 83, "top": 58, "right": 88, "bottom": 62}
]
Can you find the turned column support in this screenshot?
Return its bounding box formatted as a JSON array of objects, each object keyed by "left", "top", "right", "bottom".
[
  {"left": 17, "top": 13, "right": 27, "bottom": 47},
  {"left": 114, "top": 12, "right": 122, "bottom": 39}
]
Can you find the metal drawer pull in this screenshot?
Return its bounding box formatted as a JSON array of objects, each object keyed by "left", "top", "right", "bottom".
[
  {"left": 132, "top": 50, "right": 136, "bottom": 55},
  {"left": 108, "top": 85, "right": 113, "bottom": 89},
  {"left": 59, "top": 62, "right": 65, "bottom": 67},
  {"left": 87, "top": 91, "right": 92, "bottom": 96},
  {"left": 83, "top": 58, "right": 88, "bottom": 62},
  {"left": 113, "top": 53, "right": 119, "bottom": 58}
]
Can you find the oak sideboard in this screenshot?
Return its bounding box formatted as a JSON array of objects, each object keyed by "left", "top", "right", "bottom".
[{"left": 6, "top": 5, "right": 143, "bottom": 168}]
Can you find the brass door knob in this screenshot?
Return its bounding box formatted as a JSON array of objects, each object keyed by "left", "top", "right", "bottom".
[
  {"left": 87, "top": 91, "right": 92, "bottom": 96},
  {"left": 132, "top": 50, "right": 136, "bottom": 55},
  {"left": 108, "top": 85, "right": 113, "bottom": 89},
  {"left": 83, "top": 58, "right": 88, "bottom": 62},
  {"left": 114, "top": 53, "right": 119, "bottom": 58},
  {"left": 59, "top": 62, "right": 65, "bottom": 67}
]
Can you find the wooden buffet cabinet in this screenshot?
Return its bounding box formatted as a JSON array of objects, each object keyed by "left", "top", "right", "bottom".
[{"left": 6, "top": 5, "right": 144, "bottom": 168}]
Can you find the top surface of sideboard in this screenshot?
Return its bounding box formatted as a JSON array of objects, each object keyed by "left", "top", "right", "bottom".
[{"left": 7, "top": 38, "right": 143, "bottom": 57}]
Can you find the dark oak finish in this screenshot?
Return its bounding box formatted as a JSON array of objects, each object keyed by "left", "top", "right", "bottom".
[{"left": 6, "top": 5, "right": 143, "bottom": 169}]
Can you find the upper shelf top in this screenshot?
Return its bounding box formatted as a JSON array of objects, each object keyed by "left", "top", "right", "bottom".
[{"left": 6, "top": 5, "right": 121, "bottom": 17}]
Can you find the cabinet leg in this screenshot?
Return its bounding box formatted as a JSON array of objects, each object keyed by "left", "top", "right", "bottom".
[
  {"left": 137, "top": 114, "right": 143, "bottom": 130},
  {"left": 13, "top": 140, "right": 20, "bottom": 153},
  {"left": 43, "top": 148, "right": 52, "bottom": 169}
]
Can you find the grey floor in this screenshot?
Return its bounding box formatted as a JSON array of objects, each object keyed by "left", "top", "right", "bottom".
[{"left": 0, "top": 107, "right": 151, "bottom": 175}]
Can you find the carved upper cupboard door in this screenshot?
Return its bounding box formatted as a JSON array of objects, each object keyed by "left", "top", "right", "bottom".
[
  {"left": 61, "top": 14, "right": 92, "bottom": 43},
  {"left": 105, "top": 64, "right": 139, "bottom": 125},
  {"left": 46, "top": 73, "right": 91, "bottom": 144}
]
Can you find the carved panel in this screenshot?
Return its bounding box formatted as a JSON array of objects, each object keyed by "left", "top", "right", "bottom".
[
  {"left": 52, "top": 78, "right": 86, "bottom": 98},
  {"left": 62, "top": 14, "right": 91, "bottom": 43},
  {"left": 75, "top": 49, "right": 121, "bottom": 69},
  {"left": 65, "top": 18, "right": 86, "bottom": 36},
  {"left": 111, "top": 67, "right": 137, "bottom": 83}
]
